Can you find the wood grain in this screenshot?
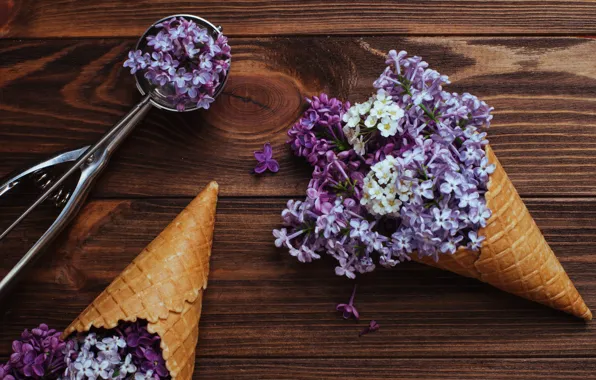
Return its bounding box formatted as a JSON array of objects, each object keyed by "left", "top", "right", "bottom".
[
  {"left": 3, "top": 0, "right": 596, "bottom": 38},
  {"left": 3, "top": 37, "right": 596, "bottom": 197},
  {"left": 193, "top": 358, "right": 596, "bottom": 379},
  {"left": 1, "top": 197, "right": 594, "bottom": 360},
  {"left": 2, "top": 1, "right": 595, "bottom": 378}
]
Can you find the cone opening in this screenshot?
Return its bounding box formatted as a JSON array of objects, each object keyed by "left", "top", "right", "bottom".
[{"left": 63, "top": 318, "right": 174, "bottom": 378}]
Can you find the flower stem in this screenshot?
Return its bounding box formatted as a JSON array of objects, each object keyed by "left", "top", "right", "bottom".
[{"left": 349, "top": 284, "right": 357, "bottom": 305}]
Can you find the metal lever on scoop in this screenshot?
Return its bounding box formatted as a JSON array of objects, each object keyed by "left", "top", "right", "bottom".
[{"left": 0, "top": 96, "right": 153, "bottom": 298}]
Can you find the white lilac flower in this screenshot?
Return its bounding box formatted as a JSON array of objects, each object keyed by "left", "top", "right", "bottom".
[
  {"left": 357, "top": 100, "right": 372, "bottom": 115},
  {"left": 396, "top": 178, "right": 414, "bottom": 202},
  {"left": 370, "top": 106, "right": 386, "bottom": 119},
  {"left": 364, "top": 115, "right": 378, "bottom": 128},
  {"left": 342, "top": 107, "right": 360, "bottom": 127},
  {"left": 350, "top": 136, "right": 365, "bottom": 156},
  {"left": 341, "top": 90, "right": 408, "bottom": 156},
  {"left": 378, "top": 117, "right": 399, "bottom": 137},
  {"left": 375, "top": 89, "right": 392, "bottom": 103},
  {"left": 361, "top": 156, "right": 412, "bottom": 217},
  {"left": 385, "top": 103, "right": 405, "bottom": 121},
  {"left": 381, "top": 197, "right": 402, "bottom": 215}
]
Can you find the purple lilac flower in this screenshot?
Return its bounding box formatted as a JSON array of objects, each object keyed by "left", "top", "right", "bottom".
[
  {"left": 336, "top": 285, "right": 360, "bottom": 320},
  {"left": 123, "top": 16, "right": 232, "bottom": 111},
  {"left": 359, "top": 320, "right": 380, "bottom": 337},
  {"left": 365, "top": 50, "right": 493, "bottom": 263},
  {"left": 0, "top": 324, "right": 69, "bottom": 380},
  {"left": 276, "top": 50, "right": 494, "bottom": 276},
  {"left": 63, "top": 320, "right": 168, "bottom": 379},
  {"left": 138, "top": 349, "right": 168, "bottom": 378},
  {"left": 0, "top": 363, "right": 14, "bottom": 380},
  {"left": 253, "top": 142, "right": 280, "bottom": 174},
  {"left": 467, "top": 230, "right": 485, "bottom": 250},
  {"left": 287, "top": 94, "right": 353, "bottom": 168},
  {"left": 123, "top": 50, "right": 150, "bottom": 74}
]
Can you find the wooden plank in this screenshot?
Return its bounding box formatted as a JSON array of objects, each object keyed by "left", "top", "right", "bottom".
[
  {"left": 2, "top": 37, "right": 596, "bottom": 197},
  {"left": 194, "top": 358, "right": 596, "bottom": 379},
  {"left": 1, "top": 197, "right": 595, "bottom": 359},
  {"left": 3, "top": 1, "right": 596, "bottom": 38}
]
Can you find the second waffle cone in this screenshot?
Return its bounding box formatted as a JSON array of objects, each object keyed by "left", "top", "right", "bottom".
[{"left": 63, "top": 181, "right": 219, "bottom": 379}]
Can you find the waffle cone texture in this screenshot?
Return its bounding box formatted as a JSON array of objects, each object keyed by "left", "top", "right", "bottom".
[
  {"left": 63, "top": 181, "right": 219, "bottom": 379},
  {"left": 412, "top": 147, "right": 591, "bottom": 320}
]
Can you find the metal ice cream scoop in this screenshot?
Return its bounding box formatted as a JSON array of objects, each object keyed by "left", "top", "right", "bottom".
[{"left": 0, "top": 14, "right": 229, "bottom": 299}]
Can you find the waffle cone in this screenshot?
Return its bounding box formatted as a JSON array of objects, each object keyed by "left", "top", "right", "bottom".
[
  {"left": 63, "top": 181, "right": 219, "bottom": 379},
  {"left": 412, "top": 146, "right": 591, "bottom": 320}
]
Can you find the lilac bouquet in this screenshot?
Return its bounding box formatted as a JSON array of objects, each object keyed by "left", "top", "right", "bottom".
[
  {"left": 275, "top": 50, "right": 494, "bottom": 278},
  {"left": 124, "top": 16, "right": 231, "bottom": 111},
  {"left": 0, "top": 324, "right": 68, "bottom": 380},
  {"left": 0, "top": 322, "right": 169, "bottom": 380}
]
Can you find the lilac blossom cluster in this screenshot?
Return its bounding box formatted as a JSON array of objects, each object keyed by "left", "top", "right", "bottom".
[
  {"left": 286, "top": 94, "right": 353, "bottom": 167},
  {"left": 0, "top": 324, "right": 69, "bottom": 380},
  {"left": 62, "top": 321, "right": 168, "bottom": 380},
  {"left": 123, "top": 16, "right": 231, "bottom": 111},
  {"left": 0, "top": 322, "right": 169, "bottom": 380},
  {"left": 274, "top": 50, "right": 495, "bottom": 278}
]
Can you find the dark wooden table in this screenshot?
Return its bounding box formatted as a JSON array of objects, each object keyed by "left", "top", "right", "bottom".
[{"left": 2, "top": 1, "right": 596, "bottom": 379}]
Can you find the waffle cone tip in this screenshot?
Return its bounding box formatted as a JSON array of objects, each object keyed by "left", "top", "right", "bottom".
[{"left": 413, "top": 147, "right": 591, "bottom": 320}]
